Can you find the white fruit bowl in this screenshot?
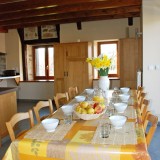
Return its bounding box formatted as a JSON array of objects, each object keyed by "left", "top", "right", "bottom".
[
  {"left": 73, "top": 101, "right": 106, "bottom": 120},
  {"left": 109, "top": 115, "right": 127, "bottom": 129},
  {"left": 74, "top": 110, "right": 105, "bottom": 120},
  {"left": 41, "top": 118, "right": 59, "bottom": 132}
]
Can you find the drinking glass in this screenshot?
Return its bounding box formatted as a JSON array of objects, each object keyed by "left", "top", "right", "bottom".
[
  {"left": 100, "top": 123, "right": 111, "bottom": 138},
  {"left": 64, "top": 113, "right": 72, "bottom": 124}
]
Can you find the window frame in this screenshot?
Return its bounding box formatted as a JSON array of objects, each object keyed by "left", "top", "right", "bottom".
[
  {"left": 97, "top": 40, "right": 120, "bottom": 78},
  {"left": 32, "top": 45, "right": 54, "bottom": 80}
]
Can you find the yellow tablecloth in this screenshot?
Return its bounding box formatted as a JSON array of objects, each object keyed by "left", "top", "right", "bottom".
[{"left": 3, "top": 90, "right": 151, "bottom": 160}]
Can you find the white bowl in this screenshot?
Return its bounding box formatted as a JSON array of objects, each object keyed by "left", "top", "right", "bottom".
[
  {"left": 73, "top": 109, "right": 105, "bottom": 120},
  {"left": 119, "top": 94, "right": 130, "bottom": 102},
  {"left": 61, "top": 105, "right": 73, "bottom": 114},
  {"left": 114, "top": 102, "right": 128, "bottom": 113},
  {"left": 109, "top": 115, "right": 127, "bottom": 129},
  {"left": 85, "top": 88, "right": 94, "bottom": 95},
  {"left": 75, "top": 96, "right": 86, "bottom": 102},
  {"left": 41, "top": 118, "right": 59, "bottom": 132},
  {"left": 120, "top": 87, "right": 130, "bottom": 94},
  {"left": 73, "top": 101, "right": 106, "bottom": 120}
]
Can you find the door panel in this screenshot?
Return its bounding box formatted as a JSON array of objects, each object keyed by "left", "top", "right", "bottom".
[
  {"left": 120, "top": 38, "right": 142, "bottom": 89},
  {"left": 65, "top": 59, "right": 87, "bottom": 93}
]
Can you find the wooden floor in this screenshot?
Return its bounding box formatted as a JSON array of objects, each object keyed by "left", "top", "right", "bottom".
[{"left": 0, "top": 100, "right": 160, "bottom": 160}]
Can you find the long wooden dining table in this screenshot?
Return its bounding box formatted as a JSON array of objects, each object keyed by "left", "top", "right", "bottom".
[{"left": 3, "top": 90, "right": 151, "bottom": 160}]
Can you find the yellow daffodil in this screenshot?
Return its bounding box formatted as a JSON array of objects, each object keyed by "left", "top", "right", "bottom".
[{"left": 86, "top": 55, "right": 112, "bottom": 76}]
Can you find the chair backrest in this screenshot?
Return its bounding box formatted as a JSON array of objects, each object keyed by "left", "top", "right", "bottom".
[
  {"left": 6, "top": 109, "right": 34, "bottom": 141},
  {"left": 68, "top": 86, "right": 78, "bottom": 99},
  {"left": 143, "top": 111, "right": 158, "bottom": 147},
  {"left": 138, "top": 92, "right": 146, "bottom": 109},
  {"left": 137, "top": 86, "right": 144, "bottom": 100},
  {"left": 33, "top": 99, "right": 54, "bottom": 123},
  {"left": 141, "top": 99, "right": 149, "bottom": 122},
  {"left": 54, "top": 92, "right": 69, "bottom": 109}
]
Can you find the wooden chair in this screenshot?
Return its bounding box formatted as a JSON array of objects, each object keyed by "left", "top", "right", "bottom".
[
  {"left": 6, "top": 109, "right": 34, "bottom": 142},
  {"left": 143, "top": 111, "right": 158, "bottom": 147},
  {"left": 141, "top": 99, "right": 149, "bottom": 122},
  {"left": 54, "top": 92, "right": 69, "bottom": 110},
  {"left": 68, "top": 86, "right": 79, "bottom": 99},
  {"left": 138, "top": 92, "right": 147, "bottom": 109},
  {"left": 137, "top": 86, "right": 144, "bottom": 100},
  {"left": 33, "top": 99, "right": 54, "bottom": 123}
]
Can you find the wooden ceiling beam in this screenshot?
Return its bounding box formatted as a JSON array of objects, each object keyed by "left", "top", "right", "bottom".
[
  {"left": 0, "top": 6, "right": 140, "bottom": 26},
  {"left": 0, "top": 0, "right": 141, "bottom": 14},
  {"left": 0, "top": 3, "right": 141, "bottom": 21},
  {"left": 0, "top": 28, "right": 8, "bottom": 33},
  {"left": 2, "top": 12, "right": 140, "bottom": 30},
  {"left": 0, "top": 0, "right": 142, "bottom": 30},
  {"left": 0, "top": 0, "right": 26, "bottom": 4}
]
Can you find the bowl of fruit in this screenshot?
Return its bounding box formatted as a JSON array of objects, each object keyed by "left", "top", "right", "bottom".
[{"left": 73, "top": 101, "right": 106, "bottom": 120}]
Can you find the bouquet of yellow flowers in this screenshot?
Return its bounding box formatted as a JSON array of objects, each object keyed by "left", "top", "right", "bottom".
[{"left": 86, "top": 55, "right": 111, "bottom": 76}]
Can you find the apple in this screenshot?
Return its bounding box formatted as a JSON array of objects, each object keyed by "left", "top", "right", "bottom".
[
  {"left": 100, "top": 103, "right": 106, "bottom": 110},
  {"left": 80, "top": 101, "right": 89, "bottom": 109},
  {"left": 87, "top": 108, "right": 95, "bottom": 114},
  {"left": 94, "top": 105, "right": 103, "bottom": 114},
  {"left": 76, "top": 105, "right": 82, "bottom": 113},
  {"left": 87, "top": 104, "right": 93, "bottom": 109},
  {"left": 93, "top": 102, "right": 99, "bottom": 109},
  {"left": 81, "top": 108, "right": 87, "bottom": 114}
]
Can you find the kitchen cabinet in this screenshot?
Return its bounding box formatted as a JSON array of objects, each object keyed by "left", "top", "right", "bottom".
[
  {"left": 54, "top": 42, "right": 93, "bottom": 95},
  {"left": 0, "top": 88, "right": 17, "bottom": 147},
  {"left": 120, "top": 38, "right": 142, "bottom": 89}
]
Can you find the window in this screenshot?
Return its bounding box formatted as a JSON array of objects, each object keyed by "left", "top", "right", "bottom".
[
  {"left": 33, "top": 45, "right": 54, "bottom": 80},
  {"left": 98, "top": 41, "right": 119, "bottom": 77}
]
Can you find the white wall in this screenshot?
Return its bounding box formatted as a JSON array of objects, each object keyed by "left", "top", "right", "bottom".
[
  {"left": 3, "top": 18, "right": 140, "bottom": 100},
  {"left": 60, "top": 18, "right": 140, "bottom": 42},
  {"left": 143, "top": 0, "right": 160, "bottom": 119},
  {"left": 18, "top": 82, "right": 54, "bottom": 100}
]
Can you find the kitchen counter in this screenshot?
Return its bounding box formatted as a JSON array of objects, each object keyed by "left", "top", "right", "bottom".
[
  {"left": 0, "top": 75, "right": 20, "bottom": 80},
  {"left": 0, "top": 87, "right": 18, "bottom": 95},
  {"left": 0, "top": 75, "right": 20, "bottom": 85}
]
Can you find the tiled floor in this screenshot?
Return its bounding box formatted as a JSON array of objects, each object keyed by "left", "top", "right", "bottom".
[{"left": 0, "top": 100, "right": 160, "bottom": 160}]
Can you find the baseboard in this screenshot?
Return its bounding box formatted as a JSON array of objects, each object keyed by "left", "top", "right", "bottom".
[{"left": 17, "top": 99, "right": 40, "bottom": 103}]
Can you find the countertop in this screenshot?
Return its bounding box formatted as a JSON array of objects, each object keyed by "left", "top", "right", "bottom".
[
  {"left": 0, "top": 87, "right": 18, "bottom": 95},
  {"left": 0, "top": 75, "right": 20, "bottom": 80}
]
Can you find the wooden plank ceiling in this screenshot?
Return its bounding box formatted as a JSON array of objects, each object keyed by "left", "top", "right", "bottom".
[{"left": 0, "top": 0, "right": 141, "bottom": 32}]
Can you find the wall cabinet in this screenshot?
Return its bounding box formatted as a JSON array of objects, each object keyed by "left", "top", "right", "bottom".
[
  {"left": 54, "top": 42, "right": 93, "bottom": 95},
  {"left": 120, "top": 38, "right": 142, "bottom": 89}
]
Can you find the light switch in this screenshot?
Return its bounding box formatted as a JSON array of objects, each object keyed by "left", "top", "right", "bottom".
[
  {"left": 148, "top": 65, "right": 155, "bottom": 71},
  {"left": 155, "top": 65, "right": 160, "bottom": 70}
]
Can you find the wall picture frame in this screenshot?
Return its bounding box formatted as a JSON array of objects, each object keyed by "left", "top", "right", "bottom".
[
  {"left": 41, "top": 25, "right": 57, "bottom": 39},
  {"left": 24, "top": 27, "right": 38, "bottom": 40}
]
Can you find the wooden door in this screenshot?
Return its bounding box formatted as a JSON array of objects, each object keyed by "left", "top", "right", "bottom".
[
  {"left": 120, "top": 38, "right": 142, "bottom": 89},
  {"left": 54, "top": 42, "right": 93, "bottom": 95},
  {"left": 65, "top": 58, "right": 88, "bottom": 93},
  {"left": 54, "top": 44, "right": 66, "bottom": 94},
  {"left": 65, "top": 42, "right": 87, "bottom": 58}
]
